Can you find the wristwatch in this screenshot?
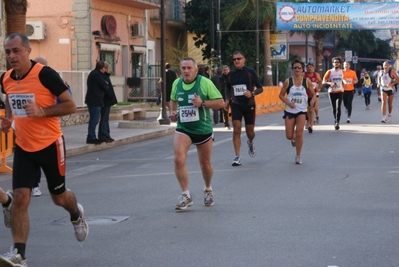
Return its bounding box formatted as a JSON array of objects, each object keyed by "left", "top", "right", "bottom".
[
  {"left": 201, "top": 100, "right": 206, "bottom": 107},
  {"left": 252, "top": 91, "right": 255, "bottom": 97}
]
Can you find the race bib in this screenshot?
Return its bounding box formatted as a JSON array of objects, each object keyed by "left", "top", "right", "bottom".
[
  {"left": 233, "top": 84, "right": 247, "bottom": 96},
  {"left": 290, "top": 95, "right": 305, "bottom": 105},
  {"left": 179, "top": 106, "right": 199, "bottom": 123},
  {"left": 345, "top": 78, "right": 352, "bottom": 84},
  {"left": 8, "top": 94, "right": 35, "bottom": 117}
]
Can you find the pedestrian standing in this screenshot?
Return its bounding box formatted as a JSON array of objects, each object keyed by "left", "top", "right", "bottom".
[
  {"left": 85, "top": 61, "right": 109, "bottom": 144},
  {"left": 279, "top": 59, "right": 316, "bottom": 164},
  {"left": 0, "top": 33, "right": 88, "bottom": 267},
  {"left": 164, "top": 63, "right": 178, "bottom": 112},
  {"left": 342, "top": 61, "right": 358, "bottom": 123},
  {"left": 169, "top": 57, "right": 224, "bottom": 210},
  {"left": 211, "top": 67, "right": 223, "bottom": 125},
  {"left": 225, "top": 51, "right": 263, "bottom": 166},
  {"left": 98, "top": 61, "right": 118, "bottom": 143},
  {"left": 219, "top": 65, "right": 231, "bottom": 130},
  {"left": 322, "top": 57, "right": 344, "bottom": 130}
]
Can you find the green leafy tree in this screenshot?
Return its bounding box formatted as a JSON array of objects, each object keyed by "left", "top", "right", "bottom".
[{"left": 222, "top": 0, "right": 276, "bottom": 86}]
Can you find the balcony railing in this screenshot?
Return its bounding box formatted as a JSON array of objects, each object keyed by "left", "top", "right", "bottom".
[{"left": 102, "top": 0, "right": 160, "bottom": 10}]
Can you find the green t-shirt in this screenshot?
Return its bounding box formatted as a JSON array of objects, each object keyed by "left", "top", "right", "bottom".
[{"left": 171, "top": 75, "right": 222, "bottom": 135}]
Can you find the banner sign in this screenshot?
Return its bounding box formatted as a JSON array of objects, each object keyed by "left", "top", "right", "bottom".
[
  {"left": 276, "top": 2, "right": 399, "bottom": 30},
  {"left": 270, "top": 34, "right": 288, "bottom": 61}
]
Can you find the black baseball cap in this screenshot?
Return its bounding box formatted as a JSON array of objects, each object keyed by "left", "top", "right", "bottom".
[{"left": 306, "top": 62, "right": 314, "bottom": 67}]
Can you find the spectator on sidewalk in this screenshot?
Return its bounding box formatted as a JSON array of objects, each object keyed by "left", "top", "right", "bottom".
[
  {"left": 211, "top": 67, "right": 223, "bottom": 125},
  {"left": 98, "top": 61, "right": 118, "bottom": 143},
  {"left": 85, "top": 61, "right": 109, "bottom": 144},
  {"left": 219, "top": 65, "right": 231, "bottom": 129}
]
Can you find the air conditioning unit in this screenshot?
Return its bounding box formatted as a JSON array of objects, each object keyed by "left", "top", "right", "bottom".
[
  {"left": 131, "top": 23, "right": 144, "bottom": 38},
  {"left": 26, "top": 21, "right": 46, "bottom": 40}
]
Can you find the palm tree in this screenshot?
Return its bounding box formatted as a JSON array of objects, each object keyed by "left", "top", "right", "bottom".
[
  {"left": 222, "top": 0, "right": 276, "bottom": 86},
  {"left": 4, "top": 0, "right": 27, "bottom": 70},
  {"left": 5, "top": 0, "right": 27, "bottom": 35}
]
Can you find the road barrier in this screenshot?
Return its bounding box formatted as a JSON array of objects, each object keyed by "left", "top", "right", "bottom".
[
  {"left": 255, "top": 86, "right": 284, "bottom": 115},
  {"left": 0, "top": 109, "right": 13, "bottom": 173}
]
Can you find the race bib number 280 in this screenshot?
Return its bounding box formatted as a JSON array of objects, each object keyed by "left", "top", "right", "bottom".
[{"left": 8, "top": 94, "right": 35, "bottom": 117}]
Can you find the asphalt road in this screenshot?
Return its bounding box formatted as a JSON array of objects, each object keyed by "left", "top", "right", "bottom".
[{"left": 1, "top": 91, "right": 398, "bottom": 267}]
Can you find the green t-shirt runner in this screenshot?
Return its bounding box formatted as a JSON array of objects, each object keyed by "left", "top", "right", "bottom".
[{"left": 171, "top": 75, "right": 222, "bottom": 135}]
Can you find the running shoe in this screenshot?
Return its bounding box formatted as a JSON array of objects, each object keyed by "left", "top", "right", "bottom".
[
  {"left": 291, "top": 139, "right": 296, "bottom": 147},
  {"left": 315, "top": 116, "right": 319, "bottom": 124},
  {"left": 71, "top": 203, "right": 89, "bottom": 242},
  {"left": 295, "top": 156, "right": 302, "bottom": 165},
  {"left": 247, "top": 140, "right": 256, "bottom": 157},
  {"left": 346, "top": 117, "right": 351, "bottom": 123},
  {"left": 203, "top": 190, "right": 214, "bottom": 207},
  {"left": 334, "top": 123, "right": 340, "bottom": 130},
  {"left": 32, "top": 187, "right": 42, "bottom": 197},
  {"left": 232, "top": 156, "right": 241, "bottom": 166},
  {"left": 0, "top": 247, "right": 27, "bottom": 267},
  {"left": 308, "top": 126, "right": 313, "bottom": 133},
  {"left": 3, "top": 190, "right": 13, "bottom": 228},
  {"left": 381, "top": 116, "right": 387, "bottom": 123},
  {"left": 175, "top": 194, "right": 193, "bottom": 211},
  {"left": 387, "top": 114, "right": 392, "bottom": 123}
]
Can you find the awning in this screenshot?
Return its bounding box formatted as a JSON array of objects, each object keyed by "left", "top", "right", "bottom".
[
  {"left": 98, "top": 43, "right": 120, "bottom": 51},
  {"left": 131, "top": 45, "right": 147, "bottom": 53}
]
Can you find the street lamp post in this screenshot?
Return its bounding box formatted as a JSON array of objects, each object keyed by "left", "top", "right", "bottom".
[
  {"left": 255, "top": 0, "right": 259, "bottom": 74},
  {"left": 158, "top": 0, "right": 170, "bottom": 125}
]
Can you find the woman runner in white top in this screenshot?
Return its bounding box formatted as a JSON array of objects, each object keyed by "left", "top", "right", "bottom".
[
  {"left": 279, "top": 59, "right": 316, "bottom": 165},
  {"left": 378, "top": 61, "right": 399, "bottom": 123}
]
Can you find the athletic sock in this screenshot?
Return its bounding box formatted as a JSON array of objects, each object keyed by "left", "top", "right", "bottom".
[{"left": 14, "top": 243, "right": 26, "bottom": 259}]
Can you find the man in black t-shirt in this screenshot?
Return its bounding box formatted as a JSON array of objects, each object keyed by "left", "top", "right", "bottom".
[
  {"left": 165, "top": 63, "right": 178, "bottom": 111},
  {"left": 225, "top": 51, "right": 263, "bottom": 166}
]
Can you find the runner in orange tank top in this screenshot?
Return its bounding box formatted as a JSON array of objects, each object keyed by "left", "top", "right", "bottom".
[{"left": 0, "top": 33, "right": 89, "bottom": 266}]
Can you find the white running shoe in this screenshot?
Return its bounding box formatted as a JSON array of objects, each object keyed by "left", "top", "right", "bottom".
[
  {"left": 0, "top": 247, "right": 27, "bottom": 266},
  {"left": 387, "top": 114, "right": 392, "bottom": 123},
  {"left": 71, "top": 203, "right": 89, "bottom": 242},
  {"left": 32, "top": 187, "right": 42, "bottom": 197}
]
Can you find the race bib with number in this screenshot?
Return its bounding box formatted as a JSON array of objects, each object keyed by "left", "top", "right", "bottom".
[
  {"left": 289, "top": 95, "right": 306, "bottom": 105},
  {"left": 179, "top": 106, "right": 199, "bottom": 123},
  {"left": 233, "top": 84, "right": 247, "bottom": 96},
  {"left": 9, "top": 94, "right": 35, "bottom": 117}
]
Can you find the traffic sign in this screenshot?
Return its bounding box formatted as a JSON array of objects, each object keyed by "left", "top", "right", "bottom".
[
  {"left": 353, "top": 56, "right": 358, "bottom": 64},
  {"left": 345, "top": 50, "right": 352, "bottom": 62}
]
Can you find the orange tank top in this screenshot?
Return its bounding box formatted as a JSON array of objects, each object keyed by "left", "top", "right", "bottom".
[{"left": 3, "top": 63, "right": 62, "bottom": 152}]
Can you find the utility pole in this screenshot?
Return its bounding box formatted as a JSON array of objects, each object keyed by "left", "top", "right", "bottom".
[
  {"left": 216, "top": 0, "right": 221, "bottom": 66},
  {"left": 210, "top": 0, "right": 215, "bottom": 66},
  {"left": 158, "top": 0, "right": 170, "bottom": 125},
  {"left": 255, "top": 0, "right": 259, "bottom": 74}
]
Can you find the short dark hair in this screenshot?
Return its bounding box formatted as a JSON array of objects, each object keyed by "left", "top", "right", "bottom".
[
  {"left": 5, "top": 33, "right": 30, "bottom": 49},
  {"left": 291, "top": 58, "right": 304, "bottom": 70},
  {"left": 165, "top": 63, "right": 171, "bottom": 69},
  {"left": 233, "top": 51, "right": 245, "bottom": 58},
  {"left": 332, "top": 57, "right": 342, "bottom": 64},
  {"left": 95, "top": 61, "right": 105, "bottom": 70}
]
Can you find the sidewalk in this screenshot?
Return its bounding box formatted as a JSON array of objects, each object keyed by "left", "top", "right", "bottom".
[{"left": 63, "top": 115, "right": 175, "bottom": 157}]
